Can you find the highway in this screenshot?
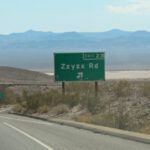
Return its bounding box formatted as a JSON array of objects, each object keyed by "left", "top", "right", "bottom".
[{"left": 0, "top": 111, "right": 150, "bottom": 150}]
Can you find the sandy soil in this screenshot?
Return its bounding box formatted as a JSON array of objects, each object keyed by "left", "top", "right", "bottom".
[
  {"left": 106, "top": 71, "right": 150, "bottom": 80},
  {"left": 47, "top": 71, "right": 150, "bottom": 80}
]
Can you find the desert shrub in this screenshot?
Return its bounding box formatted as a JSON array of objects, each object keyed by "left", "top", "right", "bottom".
[
  {"left": 85, "top": 96, "right": 100, "bottom": 114},
  {"left": 21, "top": 90, "right": 43, "bottom": 112},
  {"left": 12, "top": 104, "right": 25, "bottom": 113},
  {"left": 113, "top": 99, "right": 131, "bottom": 130},
  {"left": 141, "top": 83, "right": 150, "bottom": 98},
  {"left": 66, "top": 82, "right": 94, "bottom": 93},
  {"left": 37, "top": 105, "right": 49, "bottom": 113},
  {"left": 114, "top": 80, "right": 131, "bottom": 97},
  {"left": 20, "top": 89, "right": 63, "bottom": 113},
  {"left": 18, "top": 83, "right": 104, "bottom": 113},
  {"left": 115, "top": 110, "right": 130, "bottom": 129},
  {"left": 93, "top": 113, "right": 116, "bottom": 127},
  {"left": 0, "top": 86, "right": 18, "bottom": 105},
  {"left": 75, "top": 113, "right": 93, "bottom": 124},
  {"left": 76, "top": 110, "right": 130, "bottom": 130},
  {"left": 51, "top": 104, "right": 70, "bottom": 115},
  {"left": 4, "top": 89, "right": 18, "bottom": 104},
  {"left": 76, "top": 97, "right": 131, "bottom": 130},
  {"left": 79, "top": 94, "right": 106, "bottom": 114},
  {"left": 97, "top": 82, "right": 112, "bottom": 95},
  {"left": 75, "top": 112, "right": 116, "bottom": 128},
  {"left": 10, "top": 81, "right": 150, "bottom": 134},
  {"left": 62, "top": 93, "right": 80, "bottom": 107},
  {"left": 140, "top": 125, "right": 150, "bottom": 135},
  {"left": 0, "top": 85, "right": 6, "bottom": 94},
  {"left": 43, "top": 89, "right": 62, "bottom": 106},
  {"left": 26, "top": 96, "right": 41, "bottom": 111},
  {"left": 21, "top": 101, "right": 27, "bottom": 107}
]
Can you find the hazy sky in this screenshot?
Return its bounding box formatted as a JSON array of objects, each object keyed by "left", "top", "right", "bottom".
[{"left": 1, "top": 0, "right": 150, "bottom": 34}]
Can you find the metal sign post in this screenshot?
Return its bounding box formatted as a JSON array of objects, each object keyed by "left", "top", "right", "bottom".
[
  {"left": 95, "top": 81, "right": 98, "bottom": 97},
  {"left": 62, "top": 82, "right": 65, "bottom": 96}
]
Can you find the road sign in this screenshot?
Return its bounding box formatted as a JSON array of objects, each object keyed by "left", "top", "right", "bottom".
[
  {"left": 0, "top": 93, "right": 3, "bottom": 99},
  {"left": 54, "top": 52, "right": 105, "bottom": 82}
]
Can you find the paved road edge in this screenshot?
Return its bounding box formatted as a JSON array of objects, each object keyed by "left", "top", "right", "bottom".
[{"left": 9, "top": 112, "right": 150, "bottom": 144}]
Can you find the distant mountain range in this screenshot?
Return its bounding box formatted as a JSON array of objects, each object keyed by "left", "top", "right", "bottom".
[{"left": 0, "top": 29, "right": 150, "bottom": 72}]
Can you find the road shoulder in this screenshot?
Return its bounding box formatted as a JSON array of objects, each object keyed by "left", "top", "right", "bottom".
[{"left": 8, "top": 112, "right": 150, "bottom": 144}]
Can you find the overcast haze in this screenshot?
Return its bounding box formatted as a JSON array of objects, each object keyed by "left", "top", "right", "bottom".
[{"left": 1, "top": 0, "right": 150, "bottom": 34}]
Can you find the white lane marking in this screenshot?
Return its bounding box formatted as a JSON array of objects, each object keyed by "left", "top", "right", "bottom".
[
  {"left": 4, "top": 122, "right": 54, "bottom": 150},
  {"left": 0, "top": 115, "right": 52, "bottom": 126}
]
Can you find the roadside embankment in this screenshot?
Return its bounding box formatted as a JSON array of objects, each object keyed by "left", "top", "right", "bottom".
[{"left": 9, "top": 112, "right": 150, "bottom": 144}]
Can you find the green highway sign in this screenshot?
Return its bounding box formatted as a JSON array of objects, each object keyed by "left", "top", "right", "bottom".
[
  {"left": 0, "top": 93, "right": 3, "bottom": 99},
  {"left": 54, "top": 52, "right": 105, "bottom": 82}
]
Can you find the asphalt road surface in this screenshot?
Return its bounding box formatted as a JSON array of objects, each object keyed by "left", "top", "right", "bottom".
[{"left": 0, "top": 111, "right": 150, "bottom": 150}]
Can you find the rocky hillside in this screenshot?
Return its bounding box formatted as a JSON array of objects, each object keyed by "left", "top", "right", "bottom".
[{"left": 0, "top": 66, "right": 53, "bottom": 83}]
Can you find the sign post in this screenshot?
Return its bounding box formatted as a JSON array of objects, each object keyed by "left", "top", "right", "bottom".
[
  {"left": 54, "top": 52, "right": 105, "bottom": 96},
  {"left": 62, "top": 82, "right": 65, "bottom": 96},
  {"left": 95, "top": 81, "right": 98, "bottom": 97}
]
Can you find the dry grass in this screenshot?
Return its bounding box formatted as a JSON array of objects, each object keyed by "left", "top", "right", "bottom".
[
  {"left": 51, "top": 104, "right": 70, "bottom": 115},
  {"left": 141, "top": 83, "right": 150, "bottom": 98},
  {"left": 37, "top": 105, "right": 49, "bottom": 114},
  {"left": 75, "top": 111, "right": 130, "bottom": 130},
  {"left": 10, "top": 80, "right": 150, "bottom": 134},
  {"left": 12, "top": 104, "right": 25, "bottom": 114},
  {"left": 113, "top": 80, "right": 131, "bottom": 97},
  {"left": 75, "top": 113, "right": 94, "bottom": 124},
  {"left": 140, "top": 125, "right": 150, "bottom": 134},
  {"left": 0, "top": 86, "right": 18, "bottom": 105}
]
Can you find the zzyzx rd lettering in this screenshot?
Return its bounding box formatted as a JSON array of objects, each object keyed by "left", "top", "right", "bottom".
[{"left": 61, "top": 63, "right": 99, "bottom": 70}]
